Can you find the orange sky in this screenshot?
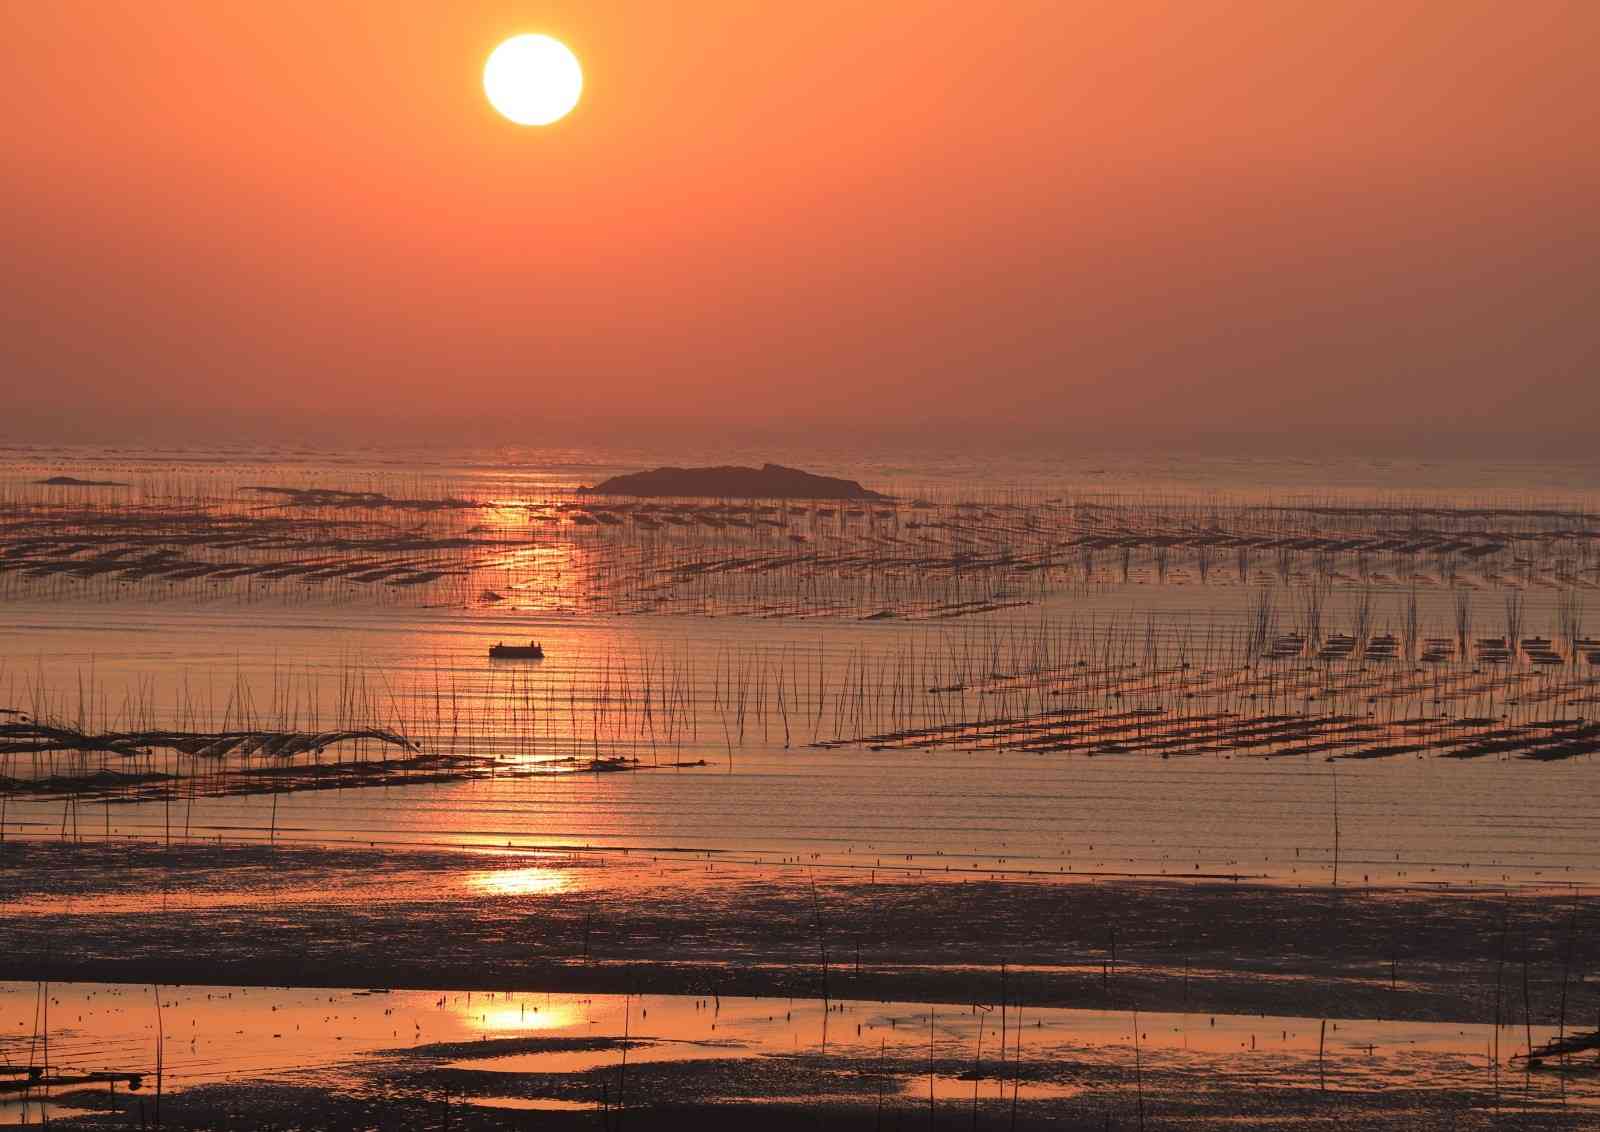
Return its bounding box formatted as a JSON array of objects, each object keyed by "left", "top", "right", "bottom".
[{"left": 3, "top": 1, "right": 1596, "bottom": 453}]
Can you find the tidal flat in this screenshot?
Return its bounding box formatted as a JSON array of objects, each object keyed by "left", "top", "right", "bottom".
[
  {"left": 7, "top": 977, "right": 1599, "bottom": 1130},
  {"left": 4, "top": 447, "right": 1600, "bottom": 1127}
]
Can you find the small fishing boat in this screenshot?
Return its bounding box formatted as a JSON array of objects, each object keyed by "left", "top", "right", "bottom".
[{"left": 489, "top": 641, "right": 544, "bottom": 659}]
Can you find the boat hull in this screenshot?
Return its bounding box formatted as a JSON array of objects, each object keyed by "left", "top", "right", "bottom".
[{"left": 489, "top": 645, "right": 544, "bottom": 659}]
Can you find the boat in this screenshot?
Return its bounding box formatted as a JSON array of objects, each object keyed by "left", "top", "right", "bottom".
[{"left": 489, "top": 641, "right": 544, "bottom": 659}]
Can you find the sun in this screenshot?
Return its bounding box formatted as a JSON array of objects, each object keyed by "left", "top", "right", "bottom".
[{"left": 484, "top": 34, "right": 582, "bottom": 126}]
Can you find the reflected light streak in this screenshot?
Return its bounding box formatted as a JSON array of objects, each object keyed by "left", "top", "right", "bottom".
[
  {"left": 457, "top": 998, "right": 583, "bottom": 1034},
  {"left": 469, "top": 865, "right": 572, "bottom": 897}
]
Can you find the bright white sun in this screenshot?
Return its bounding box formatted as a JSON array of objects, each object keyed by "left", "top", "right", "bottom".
[{"left": 484, "top": 34, "right": 582, "bottom": 126}]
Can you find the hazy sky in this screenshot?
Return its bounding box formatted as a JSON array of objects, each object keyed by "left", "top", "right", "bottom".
[{"left": 3, "top": 2, "right": 1595, "bottom": 454}]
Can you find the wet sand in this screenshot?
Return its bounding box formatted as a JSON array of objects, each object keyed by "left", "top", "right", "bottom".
[
  {"left": 35, "top": 1066, "right": 1599, "bottom": 1131},
  {"left": 61, "top": 1088, "right": 1596, "bottom": 1131},
  {"left": 4, "top": 839, "right": 1594, "bottom": 1029},
  {"left": 7, "top": 979, "right": 1598, "bottom": 1131}
]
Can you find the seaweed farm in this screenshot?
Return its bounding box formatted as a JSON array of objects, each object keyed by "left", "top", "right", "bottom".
[
  {"left": 5, "top": 449, "right": 1600, "bottom": 1128},
  {"left": 5, "top": 550, "right": 1600, "bottom": 890},
  {"left": 4, "top": 462, "right": 1598, "bottom": 623}
]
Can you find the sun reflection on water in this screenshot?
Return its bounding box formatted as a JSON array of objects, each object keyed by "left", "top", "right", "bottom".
[
  {"left": 455, "top": 996, "right": 584, "bottom": 1034},
  {"left": 468, "top": 865, "right": 572, "bottom": 897}
]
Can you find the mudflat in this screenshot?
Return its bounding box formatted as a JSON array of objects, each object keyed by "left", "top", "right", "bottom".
[{"left": 5, "top": 840, "right": 1591, "bottom": 1027}]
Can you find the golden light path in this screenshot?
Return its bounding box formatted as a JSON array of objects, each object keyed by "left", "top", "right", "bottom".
[
  {"left": 468, "top": 864, "right": 572, "bottom": 897},
  {"left": 484, "top": 34, "right": 582, "bottom": 126},
  {"left": 457, "top": 997, "right": 583, "bottom": 1034}
]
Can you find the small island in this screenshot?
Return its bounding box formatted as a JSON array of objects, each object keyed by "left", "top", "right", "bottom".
[
  {"left": 578, "top": 463, "right": 887, "bottom": 500},
  {"left": 36, "top": 475, "right": 129, "bottom": 487}
]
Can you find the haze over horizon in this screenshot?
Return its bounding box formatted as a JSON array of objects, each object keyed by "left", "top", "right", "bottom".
[{"left": 3, "top": 1, "right": 1595, "bottom": 456}]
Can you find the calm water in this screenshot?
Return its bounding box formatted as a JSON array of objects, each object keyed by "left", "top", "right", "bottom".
[
  {"left": 3, "top": 445, "right": 1598, "bottom": 889},
  {"left": 3, "top": 979, "right": 1591, "bottom": 1117},
  {"left": 7, "top": 440, "right": 1600, "bottom": 501}
]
